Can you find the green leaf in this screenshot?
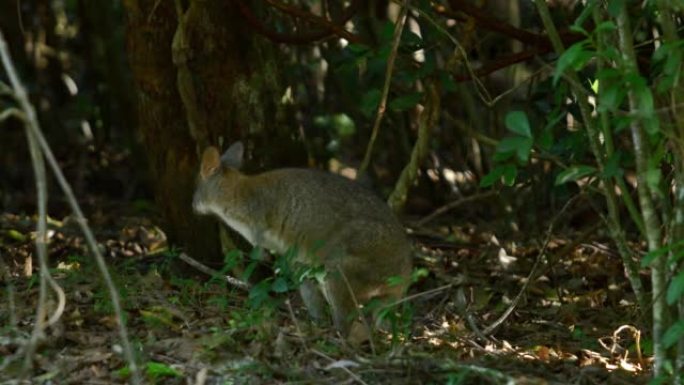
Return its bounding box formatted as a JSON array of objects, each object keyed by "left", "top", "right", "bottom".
[
  {"left": 638, "top": 240, "right": 684, "bottom": 267},
  {"left": 607, "top": 0, "right": 624, "bottom": 17},
  {"left": 482, "top": 164, "right": 518, "bottom": 187},
  {"left": 501, "top": 164, "right": 517, "bottom": 186},
  {"left": 497, "top": 136, "right": 533, "bottom": 163},
  {"left": 146, "top": 362, "right": 182, "bottom": 379},
  {"left": 646, "top": 167, "right": 662, "bottom": 193},
  {"left": 666, "top": 271, "right": 684, "bottom": 305},
  {"left": 248, "top": 280, "right": 272, "bottom": 308},
  {"left": 600, "top": 46, "right": 621, "bottom": 62},
  {"left": 571, "top": 1, "right": 596, "bottom": 31},
  {"left": 439, "top": 71, "right": 458, "bottom": 93},
  {"left": 331, "top": 114, "right": 356, "bottom": 137},
  {"left": 555, "top": 165, "right": 597, "bottom": 185},
  {"left": 597, "top": 84, "right": 626, "bottom": 112},
  {"left": 346, "top": 43, "right": 370, "bottom": 56},
  {"left": 480, "top": 166, "right": 505, "bottom": 187},
  {"left": 554, "top": 41, "right": 593, "bottom": 85},
  {"left": 538, "top": 128, "right": 553, "bottom": 151},
  {"left": 271, "top": 277, "right": 289, "bottom": 293},
  {"left": 594, "top": 21, "right": 617, "bottom": 34},
  {"left": 601, "top": 152, "right": 624, "bottom": 179},
  {"left": 389, "top": 92, "right": 423, "bottom": 111},
  {"left": 505, "top": 111, "right": 532, "bottom": 138},
  {"left": 662, "top": 320, "right": 684, "bottom": 349},
  {"left": 411, "top": 267, "right": 429, "bottom": 283},
  {"left": 590, "top": 78, "right": 599, "bottom": 94},
  {"left": 360, "top": 89, "right": 381, "bottom": 117}
]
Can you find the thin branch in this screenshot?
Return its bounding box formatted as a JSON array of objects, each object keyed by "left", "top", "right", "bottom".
[
  {"left": 178, "top": 252, "right": 251, "bottom": 291},
  {"left": 338, "top": 267, "right": 376, "bottom": 354},
  {"left": 453, "top": 49, "right": 542, "bottom": 83},
  {"left": 359, "top": 0, "right": 410, "bottom": 173},
  {"left": 236, "top": 0, "right": 362, "bottom": 45},
  {"left": 0, "top": 29, "right": 141, "bottom": 385},
  {"left": 21, "top": 128, "right": 52, "bottom": 378},
  {"left": 265, "top": 0, "right": 360, "bottom": 43},
  {"left": 415, "top": 191, "right": 497, "bottom": 227},
  {"left": 401, "top": 1, "right": 492, "bottom": 104},
  {"left": 442, "top": 1, "right": 583, "bottom": 49},
  {"left": 481, "top": 195, "right": 580, "bottom": 336}
]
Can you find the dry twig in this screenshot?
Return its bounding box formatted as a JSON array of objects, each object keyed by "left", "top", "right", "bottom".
[
  {"left": 359, "top": 0, "right": 410, "bottom": 173},
  {"left": 178, "top": 252, "right": 251, "bottom": 291},
  {"left": 0, "top": 29, "right": 141, "bottom": 385}
]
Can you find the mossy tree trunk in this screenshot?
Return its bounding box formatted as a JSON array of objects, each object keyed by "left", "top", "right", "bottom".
[{"left": 123, "top": 0, "right": 298, "bottom": 264}]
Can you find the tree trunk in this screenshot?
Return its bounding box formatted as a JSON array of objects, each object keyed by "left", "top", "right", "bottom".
[{"left": 123, "top": 0, "right": 299, "bottom": 264}]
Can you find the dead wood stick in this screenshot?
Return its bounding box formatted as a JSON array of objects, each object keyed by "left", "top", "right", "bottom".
[{"left": 178, "top": 252, "right": 251, "bottom": 292}]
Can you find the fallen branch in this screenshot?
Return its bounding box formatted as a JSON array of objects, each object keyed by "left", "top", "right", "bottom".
[{"left": 178, "top": 252, "right": 251, "bottom": 291}]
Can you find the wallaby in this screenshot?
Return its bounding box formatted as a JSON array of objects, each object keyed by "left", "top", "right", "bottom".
[{"left": 193, "top": 142, "right": 412, "bottom": 338}]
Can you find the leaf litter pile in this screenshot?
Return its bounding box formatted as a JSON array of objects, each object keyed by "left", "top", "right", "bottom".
[{"left": 1, "top": 209, "right": 650, "bottom": 384}]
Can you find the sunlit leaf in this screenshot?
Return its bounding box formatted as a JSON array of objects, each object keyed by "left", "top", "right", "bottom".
[
  {"left": 146, "top": 362, "right": 182, "bottom": 379},
  {"left": 590, "top": 79, "right": 599, "bottom": 94},
  {"left": 332, "top": 114, "right": 356, "bottom": 137}
]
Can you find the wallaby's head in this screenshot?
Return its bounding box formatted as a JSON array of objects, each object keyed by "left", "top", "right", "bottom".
[{"left": 192, "top": 142, "right": 244, "bottom": 214}]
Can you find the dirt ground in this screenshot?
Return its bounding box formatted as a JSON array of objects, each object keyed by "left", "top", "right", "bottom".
[{"left": 0, "top": 203, "right": 650, "bottom": 384}]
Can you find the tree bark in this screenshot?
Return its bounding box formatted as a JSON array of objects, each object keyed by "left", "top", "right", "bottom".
[
  {"left": 123, "top": 0, "right": 299, "bottom": 264},
  {"left": 123, "top": 0, "right": 221, "bottom": 263}
]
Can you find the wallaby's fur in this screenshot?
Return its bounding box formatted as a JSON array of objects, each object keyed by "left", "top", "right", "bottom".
[{"left": 193, "top": 142, "right": 412, "bottom": 337}]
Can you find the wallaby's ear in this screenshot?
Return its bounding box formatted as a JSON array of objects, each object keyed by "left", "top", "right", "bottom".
[
  {"left": 200, "top": 146, "right": 221, "bottom": 179},
  {"left": 221, "top": 141, "right": 244, "bottom": 169}
]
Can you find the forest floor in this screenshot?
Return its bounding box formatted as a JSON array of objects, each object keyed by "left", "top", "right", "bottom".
[{"left": 0, "top": 202, "right": 650, "bottom": 385}]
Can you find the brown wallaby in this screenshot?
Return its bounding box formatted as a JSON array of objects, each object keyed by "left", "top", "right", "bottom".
[{"left": 193, "top": 142, "right": 412, "bottom": 338}]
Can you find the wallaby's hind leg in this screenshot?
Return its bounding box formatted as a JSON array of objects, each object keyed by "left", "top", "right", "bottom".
[{"left": 299, "top": 279, "right": 328, "bottom": 323}]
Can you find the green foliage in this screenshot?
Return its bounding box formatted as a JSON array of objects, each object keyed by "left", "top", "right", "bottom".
[
  {"left": 117, "top": 361, "right": 182, "bottom": 383},
  {"left": 662, "top": 320, "right": 684, "bottom": 349},
  {"left": 389, "top": 92, "right": 424, "bottom": 112},
  {"left": 554, "top": 41, "right": 594, "bottom": 85},
  {"left": 481, "top": 111, "right": 535, "bottom": 187},
  {"left": 554, "top": 165, "right": 596, "bottom": 185}
]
